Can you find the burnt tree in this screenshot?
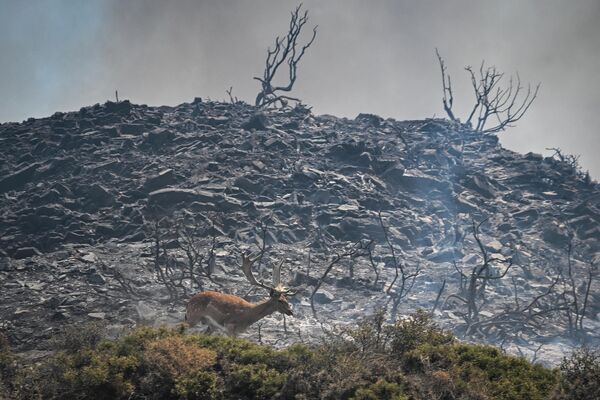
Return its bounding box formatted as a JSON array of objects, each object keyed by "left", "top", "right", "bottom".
[
  {"left": 436, "top": 49, "right": 540, "bottom": 134},
  {"left": 254, "top": 4, "right": 317, "bottom": 108}
]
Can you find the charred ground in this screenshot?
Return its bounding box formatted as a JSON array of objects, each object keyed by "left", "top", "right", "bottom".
[{"left": 0, "top": 98, "right": 598, "bottom": 365}]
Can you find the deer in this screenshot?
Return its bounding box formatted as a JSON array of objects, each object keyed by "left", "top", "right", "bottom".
[{"left": 185, "top": 252, "right": 296, "bottom": 336}]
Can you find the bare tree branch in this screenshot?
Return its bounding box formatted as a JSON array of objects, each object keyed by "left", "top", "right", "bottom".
[
  {"left": 436, "top": 50, "right": 540, "bottom": 134},
  {"left": 254, "top": 4, "right": 317, "bottom": 108}
]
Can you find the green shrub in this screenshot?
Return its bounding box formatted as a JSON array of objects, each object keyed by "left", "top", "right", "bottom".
[
  {"left": 389, "top": 309, "right": 454, "bottom": 355},
  {"left": 225, "top": 363, "right": 285, "bottom": 399},
  {"left": 0, "top": 313, "right": 570, "bottom": 400},
  {"left": 404, "top": 342, "right": 558, "bottom": 400},
  {"left": 555, "top": 346, "right": 600, "bottom": 400},
  {"left": 52, "top": 321, "right": 106, "bottom": 353},
  {"left": 0, "top": 333, "right": 16, "bottom": 398},
  {"left": 143, "top": 336, "right": 216, "bottom": 378},
  {"left": 140, "top": 335, "right": 217, "bottom": 399},
  {"left": 351, "top": 378, "right": 406, "bottom": 400},
  {"left": 174, "top": 370, "right": 219, "bottom": 400}
]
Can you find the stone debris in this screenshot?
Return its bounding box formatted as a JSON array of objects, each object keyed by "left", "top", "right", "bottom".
[{"left": 0, "top": 98, "right": 598, "bottom": 365}]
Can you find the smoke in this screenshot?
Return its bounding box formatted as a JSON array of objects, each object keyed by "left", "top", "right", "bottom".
[{"left": 1, "top": 0, "right": 599, "bottom": 176}]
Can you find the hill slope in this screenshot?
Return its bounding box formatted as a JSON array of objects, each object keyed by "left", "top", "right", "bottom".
[{"left": 0, "top": 98, "right": 598, "bottom": 364}]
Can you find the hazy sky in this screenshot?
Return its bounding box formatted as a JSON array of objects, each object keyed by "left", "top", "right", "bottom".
[{"left": 1, "top": 1, "right": 599, "bottom": 177}]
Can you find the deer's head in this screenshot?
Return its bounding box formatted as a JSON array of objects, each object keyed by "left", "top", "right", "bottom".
[{"left": 241, "top": 252, "right": 296, "bottom": 316}]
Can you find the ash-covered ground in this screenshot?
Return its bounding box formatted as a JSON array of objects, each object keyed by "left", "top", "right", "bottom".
[{"left": 1, "top": 98, "right": 599, "bottom": 365}]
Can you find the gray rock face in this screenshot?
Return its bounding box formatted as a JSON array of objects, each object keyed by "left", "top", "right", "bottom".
[{"left": 0, "top": 98, "right": 599, "bottom": 366}]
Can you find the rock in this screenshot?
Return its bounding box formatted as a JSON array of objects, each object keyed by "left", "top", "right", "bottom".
[
  {"left": 454, "top": 193, "right": 480, "bottom": 213},
  {"left": 104, "top": 100, "right": 132, "bottom": 114},
  {"left": 101, "top": 126, "right": 119, "bottom": 137},
  {"left": 355, "top": 113, "right": 383, "bottom": 127},
  {"left": 44, "top": 296, "right": 62, "bottom": 309},
  {"left": 80, "top": 253, "right": 98, "bottom": 263},
  {"left": 86, "top": 269, "right": 106, "bottom": 285},
  {"left": 498, "top": 223, "right": 513, "bottom": 233},
  {"left": 427, "top": 248, "right": 459, "bottom": 263},
  {"left": 135, "top": 301, "right": 158, "bottom": 322},
  {"left": 484, "top": 240, "right": 504, "bottom": 253},
  {"left": 525, "top": 152, "right": 543, "bottom": 161},
  {"left": 513, "top": 209, "right": 539, "bottom": 228},
  {"left": 252, "top": 160, "right": 266, "bottom": 171},
  {"left": 142, "top": 169, "right": 177, "bottom": 192},
  {"left": 1, "top": 95, "right": 599, "bottom": 365},
  {"left": 234, "top": 176, "right": 262, "bottom": 194},
  {"left": 95, "top": 223, "right": 116, "bottom": 236},
  {"left": 291, "top": 271, "right": 320, "bottom": 287},
  {"left": 264, "top": 137, "right": 292, "bottom": 151},
  {"left": 0, "top": 162, "right": 40, "bottom": 193},
  {"left": 381, "top": 166, "right": 405, "bottom": 183},
  {"left": 118, "top": 123, "right": 145, "bottom": 135},
  {"left": 242, "top": 113, "right": 269, "bottom": 131},
  {"left": 356, "top": 151, "right": 373, "bottom": 167},
  {"left": 0, "top": 257, "right": 11, "bottom": 271},
  {"left": 216, "top": 196, "right": 243, "bottom": 212},
  {"left": 312, "top": 289, "right": 335, "bottom": 304},
  {"left": 419, "top": 120, "right": 448, "bottom": 134},
  {"left": 205, "top": 116, "right": 230, "bottom": 126},
  {"left": 51, "top": 311, "right": 69, "bottom": 321},
  {"left": 87, "top": 184, "right": 114, "bottom": 207},
  {"left": 143, "top": 128, "right": 174, "bottom": 146},
  {"left": 149, "top": 188, "right": 215, "bottom": 205},
  {"left": 13, "top": 247, "right": 42, "bottom": 259},
  {"left": 464, "top": 174, "right": 497, "bottom": 198},
  {"left": 581, "top": 226, "right": 600, "bottom": 240},
  {"left": 541, "top": 222, "right": 569, "bottom": 246},
  {"left": 396, "top": 170, "right": 450, "bottom": 193},
  {"left": 88, "top": 312, "right": 106, "bottom": 320}
]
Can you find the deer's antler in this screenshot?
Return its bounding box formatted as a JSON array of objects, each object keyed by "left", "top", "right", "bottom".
[
  {"left": 241, "top": 252, "right": 298, "bottom": 296},
  {"left": 241, "top": 252, "right": 272, "bottom": 292}
]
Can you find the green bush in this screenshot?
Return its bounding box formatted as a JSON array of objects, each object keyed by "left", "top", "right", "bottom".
[
  {"left": 174, "top": 370, "right": 219, "bottom": 400},
  {"left": 555, "top": 346, "right": 600, "bottom": 400},
  {"left": 0, "top": 312, "right": 575, "bottom": 400},
  {"left": 52, "top": 321, "right": 106, "bottom": 353},
  {"left": 403, "top": 343, "right": 558, "bottom": 400},
  {"left": 388, "top": 309, "right": 454, "bottom": 355},
  {"left": 225, "top": 363, "right": 285, "bottom": 399},
  {"left": 351, "top": 378, "right": 406, "bottom": 400},
  {"left": 0, "top": 333, "right": 16, "bottom": 398}
]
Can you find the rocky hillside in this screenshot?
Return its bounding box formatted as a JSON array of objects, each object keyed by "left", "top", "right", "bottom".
[{"left": 0, "top": 98, "right": 598, "bottom": 364}]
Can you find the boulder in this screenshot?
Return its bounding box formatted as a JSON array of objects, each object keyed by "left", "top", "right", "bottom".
[
  {"left": 149, "top": 188, "right": 216, "bottom": 206},
  {"left": 242, "top": 113, "right": 269, "bottom": 131},
  {"left": 0, "top": 162, "right": 40, "bottom": 193},
  {"left": 312, "top": 289, "right": 335, "bottom": 304},
  {"left": 142, "top": 169, "right": 177, "bottom": 192},
  {"left": 143, "top": 128, "right": 174, "bottom": 146},
  {"left": 541, "top": 222, "right": 570, "bottom": 246},
  {"left": 13, "top": 247, "right": 42, "bottom": 259}
]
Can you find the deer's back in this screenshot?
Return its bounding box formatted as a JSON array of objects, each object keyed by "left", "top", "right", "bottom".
[
  {"left": 187, "top": 291, "right": 254, "bottom": 320},
  {"left": 190, "top": 291, "right": 252, "bottom": 306}
]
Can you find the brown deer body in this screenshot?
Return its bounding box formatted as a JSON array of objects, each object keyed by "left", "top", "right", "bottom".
[{"left": 185, "top": 253, "right": 294, "bottom": 336}]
